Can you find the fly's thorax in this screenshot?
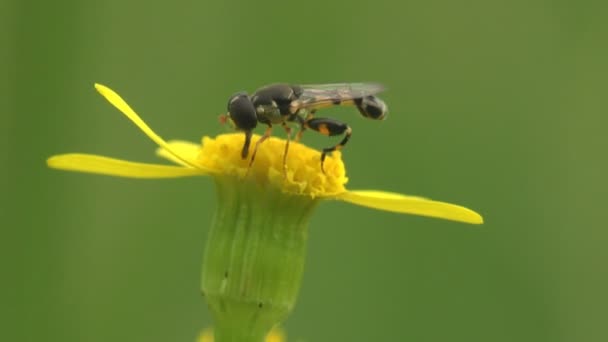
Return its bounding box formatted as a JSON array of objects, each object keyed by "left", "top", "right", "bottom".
[
  {"left": 254, "top": 103, "right": 286, "bottom": 125},
  {"left": 251, "top": 83, "right": 300, "bottom": 122},
  {"left": 252, "top": 83, "right": 299, "bottom": 104}
]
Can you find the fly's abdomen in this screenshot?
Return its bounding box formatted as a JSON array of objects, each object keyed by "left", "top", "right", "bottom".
[{"left": 354, "top": 96, "right": 388, "bottom": 120}]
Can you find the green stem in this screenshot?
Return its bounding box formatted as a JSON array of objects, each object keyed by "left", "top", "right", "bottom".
[{"left": 201, "top": 176, "right": 319, "bottom": 342}]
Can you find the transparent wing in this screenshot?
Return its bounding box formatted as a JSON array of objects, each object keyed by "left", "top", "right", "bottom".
[{"left": 295, "top": 83, "right": 385, "bottom": 110}]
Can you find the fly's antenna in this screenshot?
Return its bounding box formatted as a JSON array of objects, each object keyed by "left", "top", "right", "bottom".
[{"left": 218, "top": 113, "right": 236, "bottom": 130}]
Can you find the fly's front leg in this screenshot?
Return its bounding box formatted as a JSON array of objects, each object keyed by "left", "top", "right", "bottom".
[
  {"left": 304, "top": 117, "right": 352, "bottom": 173},
  {"left": 248, "top": 124, "right": 273, "bottom": 170}
]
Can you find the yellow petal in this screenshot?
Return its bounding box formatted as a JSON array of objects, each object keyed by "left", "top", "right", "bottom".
[
  {"left": 94, "top": 83, "right": 200, "bottom": 169},
  {"left": 266, "top": 327, "right": 286, "bottom": 342},
  {"left": 47, "top": 153, "right": 206, "bottom": 178},
  {"left": 155, "top": 140, "right": 201, "bottom": 167},
  {"left": 336, "top": 190, "right": 483, "bottom": 224},
  {"left": 196, "top": 328, "right": 214, "bottom": 342},
  {"left": 195, "top": 327, "right": 285, "bottom": 342}
]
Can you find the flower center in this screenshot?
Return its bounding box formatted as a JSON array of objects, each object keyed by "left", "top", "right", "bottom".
[{"left": 196, "top": 133, "right": 348, "bottom": 198}]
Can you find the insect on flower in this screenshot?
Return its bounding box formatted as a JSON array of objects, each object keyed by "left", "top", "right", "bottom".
[
  {"left": 221, "top": 83, "right": 388, "bottom": 172},
  {"left": 48, "top": 83, "right": 483, "bottom": 342}
]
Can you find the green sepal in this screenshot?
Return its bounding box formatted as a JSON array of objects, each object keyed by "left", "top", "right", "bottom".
[{"left": 202, "top": 176, "right": 319, "bottom": 342}]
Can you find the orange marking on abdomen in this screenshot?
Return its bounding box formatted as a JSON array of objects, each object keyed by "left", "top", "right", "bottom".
[{"left": 318, "top": 123, "right": 330, "bottom": 136}]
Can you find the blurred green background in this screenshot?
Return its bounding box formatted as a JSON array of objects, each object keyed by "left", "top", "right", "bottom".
[{"left": 3, "top": 0, "right": 607, "bottom": 341}]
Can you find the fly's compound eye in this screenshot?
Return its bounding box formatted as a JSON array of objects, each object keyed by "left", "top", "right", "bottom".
[
  {"left": 227, "top": 92, "right": 258, "bottom": 131},
  {"left": 356, "top": 95, "right": 388, "bottom": 120}
]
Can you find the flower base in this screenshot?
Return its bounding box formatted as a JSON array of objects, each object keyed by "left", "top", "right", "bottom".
[{"left": 201, "top": 176, "right": 320, "bottom": 342}]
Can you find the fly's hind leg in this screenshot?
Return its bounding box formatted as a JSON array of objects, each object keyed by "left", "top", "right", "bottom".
[{"left": 304, "top": 117, "right": 352, "bottom": 173}]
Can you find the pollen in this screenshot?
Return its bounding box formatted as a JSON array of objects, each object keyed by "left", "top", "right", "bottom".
[{"left": 196, "top": 133, "right": 348, "bottom": 197}]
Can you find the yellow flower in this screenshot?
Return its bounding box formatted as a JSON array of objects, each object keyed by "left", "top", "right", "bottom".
[
  {"left": 47, "top": 84, "right": 483, "bottom": 342},
  {"left": 47, "top": 84, "right": 482, "bottom": 224}
]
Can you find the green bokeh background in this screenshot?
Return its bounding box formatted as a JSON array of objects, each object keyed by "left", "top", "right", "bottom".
[{"left": 3, "top": 0, "right": 607, "bottom": 341}]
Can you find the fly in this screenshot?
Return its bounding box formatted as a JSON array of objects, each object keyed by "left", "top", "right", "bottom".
[{"left": 221, "top": 83, "right": 388, "bottom": 173}]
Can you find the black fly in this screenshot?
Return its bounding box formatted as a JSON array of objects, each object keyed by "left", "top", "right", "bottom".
[{"left": 221, "top": 83, "right": 388, "bottom": 172}]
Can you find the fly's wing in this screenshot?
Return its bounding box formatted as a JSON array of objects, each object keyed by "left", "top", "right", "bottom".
[{"left": 293, "top": 83, "right": 385, "bottom": 111}]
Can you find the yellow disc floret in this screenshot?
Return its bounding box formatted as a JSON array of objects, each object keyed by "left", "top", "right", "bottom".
[{"left": 196, "top": 133, "right": 348, "bottom": 198}]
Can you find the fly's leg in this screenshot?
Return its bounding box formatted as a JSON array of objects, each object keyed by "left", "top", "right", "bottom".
[
  {"left": 304, "top": 117, "right": 352, "bottom": 173},
  {"left": 281, "top": 122, "right": 292, "bottom": 176},
  {"left": 293, "top": 110, "right": 315, "bottom": 142},
  {"left": 247, "top": 124, "right": 273, "bottom": 171},
  {"left": 294, "top": 116, "right": 306, "bottom": 142}
]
